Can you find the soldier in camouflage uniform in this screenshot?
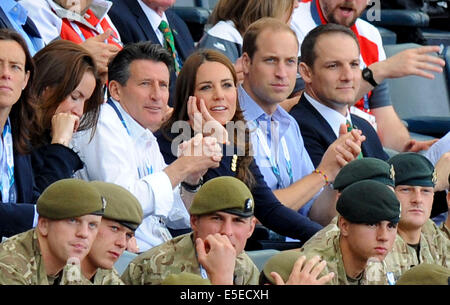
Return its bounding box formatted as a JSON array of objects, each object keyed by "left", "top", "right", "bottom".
[
  {"left": 298, "top": 180, "right": 401, "bottom": 285},
  {"left": 301, "top": 158, "right": 396, "bottom": 250},
  {"left": 121, "top": 176, "right": 260, "bottom": 285},
  {"left": 81, "top": 181, "right": 143, "bottom": 285},
  {"left": 372, "top": 153, "right": 450, "bottom": 283},
  {"left": 0, "top": 179, "right": 105, "bottom": 284},
  {"left": 440, "top": 174, "right": 449, "bottom": 239}
]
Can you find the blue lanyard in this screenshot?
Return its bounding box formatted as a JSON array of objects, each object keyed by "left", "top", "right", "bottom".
[
  {"left": 254, "top": 119, "right": 293, "bottom": 189},
  {"left": 107, "top": 100, "right": 153, "bottom": 176},
  {"left": 0, "top": 118, "right": 15, "bottom": 203},
  {"left": 107, "top": 100, "right": 131, "bottom": 135}
]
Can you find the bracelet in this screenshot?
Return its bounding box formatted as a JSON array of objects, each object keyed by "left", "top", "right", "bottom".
[
  {"left": 181, "top": 178, "right": 203, "bottom": 193},
  {"left": 313, "top": 169, "right": 330, "bottom": 186}
]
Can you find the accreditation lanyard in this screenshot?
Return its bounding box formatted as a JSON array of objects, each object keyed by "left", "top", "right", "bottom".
[
  {"left": 107, "top": 100, "right": 153, "bottom": 176},
  {"left": 0, "top": 118, "right": 16, "bottom": 203},
  {"left": 254, "top": 120, "right": 293, "bottom": 189}
]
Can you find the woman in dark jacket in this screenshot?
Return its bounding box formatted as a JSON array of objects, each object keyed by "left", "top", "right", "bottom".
[{"left": 28, "top": 40, "right": 103, "bottom": 193}]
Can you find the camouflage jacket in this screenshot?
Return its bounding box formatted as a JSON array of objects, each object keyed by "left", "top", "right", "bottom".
[
  {"left": 0, "top": 229, "right": 94, "bottom": 285},
  {"left": 367, "top": 219, "right": 450, "bottom": 284},
  {"left": 60, "top": 258, "right": 92, "bottom": 285},
  {"left": 0, "top": 229, "right": 54, "bottom": 284},
  {"left": 299, "top": 227, "right": 388, "bottom": 285},
  {"left": 121, "top": 233, "right": 259, "bottom": 285},
  {"left": 92, "top": 268, "right": 124, "bottom": 285},
  {"left": 439, "top": 222, "right": 449, "bottom": 240}
]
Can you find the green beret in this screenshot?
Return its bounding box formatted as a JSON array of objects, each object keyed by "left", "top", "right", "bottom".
[
  {"left": 189, "top": 177, "right": 254, "bottom": 217},
  {"left": 161, "top": 272, "right": 211, "bottom": 285},
  {"left": 396, "top": 263, "right": 450, "bottom": 285},
  {"left": 388, "top": 152, "right": 436, "bottom": 187},
  {"left": 333, "top": 158, "right": 395, "bottom": 191},
  {"left": 37, "top": 179, "right": 105, "bottom": 220},
  {"left": 337, "top": 180, "right": 400, "bottom": 224},
  {"left": 262, "top": 250, "right": 302, "bottom": 285},
  {"left": 90, "top": 181, "right": 143, "bottom": 231}
]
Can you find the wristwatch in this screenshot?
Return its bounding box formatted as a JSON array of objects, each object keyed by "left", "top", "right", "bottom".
[
  {"left": 362, "top": 67, "right": 378, "bottom": 87},
  {"left": 181, "top": 178, "right": 203, "bottom": 193}
]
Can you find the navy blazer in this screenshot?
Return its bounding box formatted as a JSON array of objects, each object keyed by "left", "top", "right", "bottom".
[
  {"left": 290, "top": 94, "right": 389, "bottom": 167},
  {"left": 108, "top": 0, "right": 195, "bottom": 106},
  {"left": 155, "top": 130, "right": 323, "bottom": 242},
  {"left": 0, "top": 151, "right": 37, "bottom": 239},
  {"left": 0, "top": 142, "right": 83, "bottom": 239}
]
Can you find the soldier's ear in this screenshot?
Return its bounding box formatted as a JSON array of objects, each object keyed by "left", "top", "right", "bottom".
[
  {"left": 246, "top": 217, "right": 257, "bottom": 239},
  {"left": 190, "top": 215, "right": 199, "bottom": 231},
  {"left": 338, "top": 216, "right": 350, "bottom": 237},
  {"left": 37, "top": 217, "right": 49, "bottom": 237}
]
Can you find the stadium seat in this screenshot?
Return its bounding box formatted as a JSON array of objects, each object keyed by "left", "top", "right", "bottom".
[
  {"left": 360, "top": 9, "right": 429, "bottom": 28},
  {"left": 114, "top": 250, "right": 138, "bottom": 276},
  {"left": 421, "top": 28, "right": 450, "bottom": 47},
  {"left": 377, "top": 27, "right": 397, "bottom": 45},
  {"left": 246, "top": 249, "right": 280, "bottom": 272},
  {"left": 383, "top": 43, "right": 450, "bottom": 138}
]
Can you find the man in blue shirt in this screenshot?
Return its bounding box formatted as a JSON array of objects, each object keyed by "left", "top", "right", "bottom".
[
  {"left": 238, "top": 17, "right": 365, "bottom": 226},
  {"left": 0, "top": 0, "right": 43, "bottom": 56}
]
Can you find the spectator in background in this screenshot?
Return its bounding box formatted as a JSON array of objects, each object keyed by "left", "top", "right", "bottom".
[
  {"left": 109, "top": 0, "right": 195, "bottom": 107},
  {"left": 287, "top": 0, "right": 445, "bottom": 153},
  {"left": 0, "top": 0, "right": 44, "bottom": 55},
  {"left": 19, "top": 0, "right": 121, "bottom": 83}
]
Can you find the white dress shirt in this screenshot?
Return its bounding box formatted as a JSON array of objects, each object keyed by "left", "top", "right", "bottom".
[
  {"left": 304, "top": 93, "right": 353, "bottom": 138},
  {"left": 71, "top": 99, "right": 190, "bottom": 252}
]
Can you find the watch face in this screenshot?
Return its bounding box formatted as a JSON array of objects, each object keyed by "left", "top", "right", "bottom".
[{"left": 363, "top": 68, "right": 371, "bottom": 79}]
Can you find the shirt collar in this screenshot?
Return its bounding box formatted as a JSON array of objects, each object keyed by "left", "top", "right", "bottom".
[
  {"left": 137, "top": 0, "right": 168, "bottom": 34},
  {"left": 110, "top": 98, "right": 155, "bottom": 141},
  {"left": 2, "top": 0, "right": 27, "bottom": 25},
  {"left": 238, "top": 85, "right": 291, "bottom": 136},
  {"left": 304, "top": 92, "right": 352, "bottom": 138}
]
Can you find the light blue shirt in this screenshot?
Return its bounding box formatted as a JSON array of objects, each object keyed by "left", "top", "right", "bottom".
[
  {"left": 1, "top": 0, "right": 44, "bottom": 56},
  {"left": 238, "top": 85, "right": 318, "bottom": 216}
]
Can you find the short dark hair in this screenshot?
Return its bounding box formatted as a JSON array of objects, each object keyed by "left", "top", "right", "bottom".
[
  {"left": 300, "top": 23, "right": 360, "bottom": 67},
  {"left": 108, "top": 42, "right": 174, "bottom": 85}
]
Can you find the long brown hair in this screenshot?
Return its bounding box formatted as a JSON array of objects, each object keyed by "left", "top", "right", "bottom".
[
  {"left": 0, "top": 29, "right": 35, "bottom": 154},
  {"left": 29, "top": 40, "right": 103, "bottom": 147},
  {"left": 209, "top": 0, "right": 296, "bottom": 35},
  {"left": 162, "top": 49, "right": 255, "bottom": 189}
]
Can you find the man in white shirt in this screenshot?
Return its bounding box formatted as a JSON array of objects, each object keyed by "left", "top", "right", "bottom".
[{"left": 72, "top": 42, "right": 222, "bottom": 252}]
